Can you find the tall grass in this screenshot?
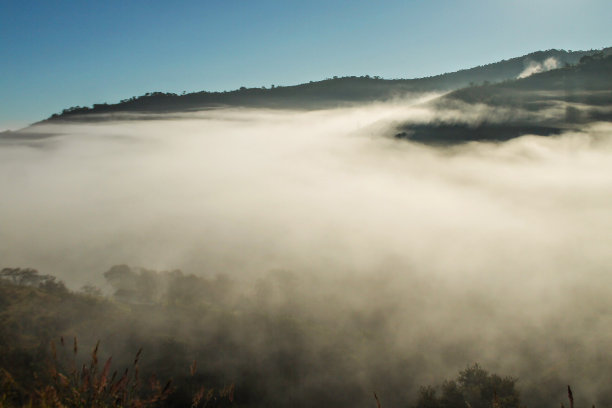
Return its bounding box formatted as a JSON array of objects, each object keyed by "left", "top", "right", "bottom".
[{"left": 0, "top": 338, "right": 234, "bottom": 408}]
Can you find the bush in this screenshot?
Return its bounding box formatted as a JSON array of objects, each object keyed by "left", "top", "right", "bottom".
[{"left": 414, "top": 364, "right": 520, "bottom": 408}]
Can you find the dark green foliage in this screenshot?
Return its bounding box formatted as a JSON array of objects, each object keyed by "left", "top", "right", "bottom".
[{"left": 414, "top": 364, "right": 520, "bottom": 408}]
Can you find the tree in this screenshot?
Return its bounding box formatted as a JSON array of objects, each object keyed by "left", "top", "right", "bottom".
[
  {"left": 414, "top": 364, "right": 520, "bottom": 408},
  {"left": 439, "top": 381, "right": 465, "bottom": 408},
  {"left": 103, "top": 265, "right": 160, "bottom": 304},
  {"left": 416, "top": 386, "right": 441, "bottom": 408},
  {"left": 0, "top": 267, "right": 66, "bottom": 292}
]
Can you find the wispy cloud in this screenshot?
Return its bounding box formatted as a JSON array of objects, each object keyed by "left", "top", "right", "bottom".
[{"left": 518, "top": 57, "right": 560, "bottom": 78}]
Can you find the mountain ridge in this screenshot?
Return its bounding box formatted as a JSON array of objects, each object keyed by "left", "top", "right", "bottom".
[{"left": 36, "top": 47, "right": 609, "bottom": 124}]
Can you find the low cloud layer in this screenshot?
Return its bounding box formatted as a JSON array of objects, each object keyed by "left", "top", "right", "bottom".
[{"left": 2, "top": 103, "right": 612, "bottom": 405}]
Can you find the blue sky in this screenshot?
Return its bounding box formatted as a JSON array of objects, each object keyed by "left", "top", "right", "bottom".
[{"left": 1, "top": 0, "right": 611, "bottom": 130}]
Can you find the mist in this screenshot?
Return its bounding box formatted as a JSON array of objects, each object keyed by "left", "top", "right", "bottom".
[
  {"left": 518, "top": 57, "right": 561, "bottom": 78},
  {"left": 2, "top": 102, "right": 612, "bottom": 406}
]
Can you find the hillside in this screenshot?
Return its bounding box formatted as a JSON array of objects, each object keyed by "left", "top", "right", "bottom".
[
  {"left": 0, "top": 268, "right": 589, "bottom": 408},
  {"left": 39, "top": 48, "right": 604, "bottom": 122},
  {"left": 395, "top": 51, "right": 612, "bottom": 144}
]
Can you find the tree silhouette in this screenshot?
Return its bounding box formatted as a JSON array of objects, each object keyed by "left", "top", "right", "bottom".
[{"left": 414, "top": 364, "right": 520, "bottom": 408}]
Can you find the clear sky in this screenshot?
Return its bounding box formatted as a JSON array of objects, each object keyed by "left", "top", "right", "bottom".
[{"left": 1, "top": 0, "right": 611, "bottom": 130}]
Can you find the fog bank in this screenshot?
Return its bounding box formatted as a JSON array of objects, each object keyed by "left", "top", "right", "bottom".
[{"left": 2, "top": 103, "right": 612, "bottom": 405}]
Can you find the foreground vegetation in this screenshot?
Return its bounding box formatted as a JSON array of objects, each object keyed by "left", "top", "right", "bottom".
[{"left": 0, "top": 267, "right": 596, "bottom": 407}]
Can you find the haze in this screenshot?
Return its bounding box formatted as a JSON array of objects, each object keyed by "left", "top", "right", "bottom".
[{"left": 2, "top": 102, "right": 612, "bottom": 404}]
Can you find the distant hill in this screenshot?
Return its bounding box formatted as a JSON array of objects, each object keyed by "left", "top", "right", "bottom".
[
  {"left": 39, "top": 48, "right": 607, "bottom": 123},
  {"left": 444, "top": 50, "right": 612, "bottom": 108},
  {"left": 395, "top": 51, "right": 612, "bottom": 144}
]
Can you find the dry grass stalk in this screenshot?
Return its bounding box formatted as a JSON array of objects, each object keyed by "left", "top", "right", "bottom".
[
  {"left": 1, "top": 338, "right": 234, "bottom": 407},
  {"left": 374, "top": 392, "right": 382, "bottom": 408},
  {"left": 37, "top": 338, "right": 174, "bottom": 407}
]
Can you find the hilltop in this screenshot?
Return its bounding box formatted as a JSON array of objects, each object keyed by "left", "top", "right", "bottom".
[{"left": 39, "top": 48, "right": 605, "bottom": 122}]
